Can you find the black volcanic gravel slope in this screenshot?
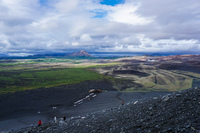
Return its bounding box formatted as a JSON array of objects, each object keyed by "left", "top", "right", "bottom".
[
  {"left": 0, "top": 79, "right": 114, "bottom": 121},
  {"left": 13, "top": 87, "right": 200, "bottom": 133}
]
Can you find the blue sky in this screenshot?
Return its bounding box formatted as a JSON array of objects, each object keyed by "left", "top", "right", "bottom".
[
  {"left": 0, "top": 0, "right": 200, "bottom": 56},
  {"left": 93, "top": 0, "right": 124, "bottom": 18},
  {"left": 39, "top": 0, "right": 49, "bottom": 6},
  {"left": 100, "top": 0, "right": 125, "bottom": 6},
  {"left": 91, "top": 9, "right": 107, "bottom": 18},
  {"left": 39, "top": 0, "right": 125, "bottom": 6}
]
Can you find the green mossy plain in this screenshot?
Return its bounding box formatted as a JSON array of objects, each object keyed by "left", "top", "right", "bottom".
[
  {"left": 0, "top": 68, "right": 103, "bottom": 94},
  {"left": 1, "top": 56, "right": 199, "bottom": 94}
]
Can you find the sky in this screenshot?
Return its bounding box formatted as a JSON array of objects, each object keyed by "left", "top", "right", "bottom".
[{"left": 0, "top": 0, "right": 200, "bottom": 56}]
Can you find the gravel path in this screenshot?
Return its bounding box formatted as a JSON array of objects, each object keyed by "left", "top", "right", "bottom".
[
  {"left": 0, "top": 90, "right": 170, "bottom": 132},
  {"left": 59, "top": 91, "right": 171, "bottom": 118},
  {"left": 13, "top": 87, "right": 200, "bottom": 133}
]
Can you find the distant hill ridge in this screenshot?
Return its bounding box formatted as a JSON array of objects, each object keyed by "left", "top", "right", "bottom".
[{"left": 66, "top": 50, "right": 93, "bottom": 57}]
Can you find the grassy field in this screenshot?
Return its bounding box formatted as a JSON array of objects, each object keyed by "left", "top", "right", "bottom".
[
  {"left": 0, "top": 58, "right": 122, "bottom": 94},
  {"left": 135, "top": 70, "right": 193, "bottom": 91},
  {"left": 92, "top": 62, "right": 198, "bottom": 92},
  {"left": 1, "top": 56, "right": 199, "bottom": 94},
  {"left": 0, "top": 68, "right": 103, "bottom": 94}
]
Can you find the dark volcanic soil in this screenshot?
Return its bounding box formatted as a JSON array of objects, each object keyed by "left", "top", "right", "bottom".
[
  {"left": 13, "top": 87, "right": 200, "bottom": 133},
  {"left": 158, "top": 62, "right": 200, "bottom": 73},
  {"left": 0, "top": 79, "right": 114, "bottom": 132},
  {"left": 0, "top": 79, "right": 171, "bottom": 132},
  {"left": 0, "top": 79, "right": 115, "bottom": 118}
]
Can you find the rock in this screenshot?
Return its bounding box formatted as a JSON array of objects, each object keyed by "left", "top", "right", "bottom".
[
  {"left": 167, "top": 128, "right": 172, "bottom": 132},
  {"left": 185, "top": 125, "right": 190, "bottom": 128},
  {"left": 109, "top": 119, "right": 114, "bottom": 122},
  {"left": 81, "top": 117, "right": 86, "bottom": 119},
  {"left": 161, "top": 94, "right": 171, "bottom": 101},
  {"left": 175, "top": 94, "right": 181, "bottom": 97}
]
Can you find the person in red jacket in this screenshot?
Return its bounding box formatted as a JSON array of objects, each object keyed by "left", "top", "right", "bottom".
[
  {"left": 122, "top": 101, "right": 124, "bottom": 105},
  {"left": 38, "top": 120, "right": 42, "bottom": 126}
]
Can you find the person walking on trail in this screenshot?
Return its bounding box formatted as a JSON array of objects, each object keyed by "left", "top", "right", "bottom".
[
  {"left": 38, "top": 120, "right": 42, "bottom": 126},
  {"left": 122, "top": 101, "right": 124, "bottom": 105},
  {"left": 54, "top": 116, "right": 57, "bottom": 123},
  {"left": 63, "top": 116, "right": 66, "bottom": 121}
]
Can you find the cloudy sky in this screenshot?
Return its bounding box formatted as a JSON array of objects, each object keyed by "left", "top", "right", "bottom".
[{"left": 0, "top": 0, "right": 200, "bottom": 56}]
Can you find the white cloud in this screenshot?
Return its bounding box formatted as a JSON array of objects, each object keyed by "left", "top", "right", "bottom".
[
  {"left": 72, "top": 42, "right": 79, "bottom": 46},
  {"left": 122, "top": 35, "right": 141, "bottom": 45},
  {"left": 106, "top": 4, "right": 154, "bottom": 25},
  {"left": 0, "top": 0, "right": 199, "bottom": 55},
  {"left": 31, "top": 15, "right": 61, "bottom": 31},
  {"left": 55, "top": 0, "right": 80, "bottom": 13},
  {"left": 80, "top": 34, "right": 93, "bottom": 42}
]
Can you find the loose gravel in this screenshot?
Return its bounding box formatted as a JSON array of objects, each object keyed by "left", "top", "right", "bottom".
[{"left": 13, "top": 87, "right": 200, "bottom": 133}]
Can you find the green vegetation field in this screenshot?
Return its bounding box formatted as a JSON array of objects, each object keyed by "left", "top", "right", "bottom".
[
  {"left": 0, "top": 68, "right": 103, "bottom": 94},
  {"left": 1, "top": 56, "right": 199, "bottom": 94}
]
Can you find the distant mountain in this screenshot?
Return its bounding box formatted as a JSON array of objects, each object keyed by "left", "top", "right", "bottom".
[
  {"left": 0, "top": 54, "right": 9, "bottom": 57},
  {"left": 149, "top": 53, "right": 164, "bottom": 56},
  {"left": 66, "top": 50, "right": 93, "bottom": 57}
]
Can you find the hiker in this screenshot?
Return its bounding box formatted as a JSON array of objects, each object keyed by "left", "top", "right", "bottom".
[
  {"left": 122, "top": 101, "right": 124, "bottom": 105},
  {"left": 63, "top": 116, "right": 66, "bottom": 121},
  {"left": 54, "top": 116, "right": 57, "bottom": 123},
  {"left": 38, "top": 120, "right": 42, "bottom": 126}
]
